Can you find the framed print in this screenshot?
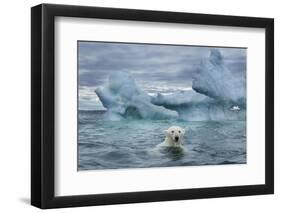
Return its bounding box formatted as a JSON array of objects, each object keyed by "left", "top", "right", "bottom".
[{"left": 31, "top": 3, "right": 274, "bottom": 209}]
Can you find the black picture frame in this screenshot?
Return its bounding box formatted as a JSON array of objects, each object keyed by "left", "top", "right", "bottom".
[{"left": 31, "top": 3, "right": 274, "bottom": 209}]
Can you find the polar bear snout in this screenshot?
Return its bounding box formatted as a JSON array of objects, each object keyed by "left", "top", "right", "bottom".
[{"left": 172, "top": 133, "right": 181, "bottom": 143}]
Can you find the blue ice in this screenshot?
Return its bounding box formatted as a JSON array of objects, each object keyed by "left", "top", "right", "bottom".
[{"left": 95, "top": 49, "right": 246, "bottom": 121}]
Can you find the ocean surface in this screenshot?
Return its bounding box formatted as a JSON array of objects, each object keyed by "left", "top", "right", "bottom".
[{"left": 78, "top": 110, "right": 246, "bottom": 171}]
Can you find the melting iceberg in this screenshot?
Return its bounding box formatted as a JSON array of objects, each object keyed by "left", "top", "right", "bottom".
[
  {"left": 95, "top": 49, "right": 246, "bottom": 121},
  {"left": 95, "top": 72, "right": 178, "bottom": 120},
  {"left": 192, "top": 49, "right": 246, "bottom": 105},
  {"left": 151, "top": 90, "right": 245, "bottom": 121}
]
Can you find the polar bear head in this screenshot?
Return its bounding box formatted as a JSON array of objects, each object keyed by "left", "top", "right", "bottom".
[{"left": 164, "top": 126, "right": 185, "bottom": 145}]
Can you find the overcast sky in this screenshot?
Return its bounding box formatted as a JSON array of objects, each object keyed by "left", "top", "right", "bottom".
[{"left": 78, "top": 41, "right": 246, "bottom": 110}]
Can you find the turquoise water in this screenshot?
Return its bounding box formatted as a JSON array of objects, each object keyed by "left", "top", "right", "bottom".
[{"left": 78, "top": 111, "right": 246, "bottom": 170}]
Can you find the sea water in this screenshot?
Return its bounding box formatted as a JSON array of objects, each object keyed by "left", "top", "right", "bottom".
[{"left": 78, "top": 110, "right": 246, "bottom": 171}]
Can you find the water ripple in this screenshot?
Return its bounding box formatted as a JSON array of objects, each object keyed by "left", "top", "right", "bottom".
[{"left": 78, "top": 111, "right": 246, "bottom": 170}]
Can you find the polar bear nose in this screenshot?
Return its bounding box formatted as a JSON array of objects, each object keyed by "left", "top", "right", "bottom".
[{"left": 175, "top": 136, "right": 179, "bottom": 141}]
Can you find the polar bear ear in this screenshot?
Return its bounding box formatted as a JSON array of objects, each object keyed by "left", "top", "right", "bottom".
[{"left": 182, "top": 128, "right": 186, "bottom": 135}]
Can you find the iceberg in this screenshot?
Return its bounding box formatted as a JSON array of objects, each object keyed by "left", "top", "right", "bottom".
[
  {"left": 151, "top": 90, "right": 245, "bottom": 121},
  {"left": 192, "top": 49, "right": 246, "bottom": 105},
  {"left": 95, "top": 49, "right": 246, "bottom": 121},
  {"left": 95, "top": 72, "right": 178, "bottom": 120}
]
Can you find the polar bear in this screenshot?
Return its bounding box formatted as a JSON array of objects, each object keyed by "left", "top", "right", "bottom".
[{"left": 158, "top": 126, "right": 186, "bottom": 148}]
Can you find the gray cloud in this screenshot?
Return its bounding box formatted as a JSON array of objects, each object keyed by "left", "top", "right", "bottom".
[{"left": 78, "top": 41, "right": 246, "bottom": 89}]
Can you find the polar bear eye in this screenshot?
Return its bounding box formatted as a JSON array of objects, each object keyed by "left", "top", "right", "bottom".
[
  {"left": 178, "top": 130, "right": 181, "bottom": 133},
  {"left": 171, "top": 130, "right": 174, "bottom": 133}
]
